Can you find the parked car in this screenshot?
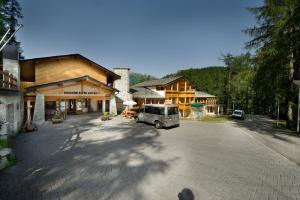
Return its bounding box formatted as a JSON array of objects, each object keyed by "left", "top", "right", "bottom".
[
  {"left": 231, "top": 109, "right": 245, "bottom": 120},
  {"left": 134, "top": 104, "right": 180, "bottom": 129}
]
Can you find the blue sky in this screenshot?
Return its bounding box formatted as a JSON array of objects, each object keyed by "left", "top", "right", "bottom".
[{"left": 18, "top": 0, "right": 262, "bottom": 77}]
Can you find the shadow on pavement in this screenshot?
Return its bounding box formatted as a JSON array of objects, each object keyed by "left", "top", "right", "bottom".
[
  {"left": 232, "top": 115, "right": 299, "bottom": 144},
  {"left": 0, "top": 113, "right": 178, "bottom": 200}
]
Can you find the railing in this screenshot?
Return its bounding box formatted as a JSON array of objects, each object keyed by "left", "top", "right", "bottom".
[
  {"left": 0, "top": 69, "right": 18, "bottom": 90},
  {"left": 166, "top": 89, "right": 195, "bottom": 93}
]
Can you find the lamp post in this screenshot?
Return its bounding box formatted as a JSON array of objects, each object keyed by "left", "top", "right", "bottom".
[
  {"left": 275, "top": 94, "right": 281, "bottom": 127},
  {"left": 293, "top": 80, "right": 300, "bottom": 133}
]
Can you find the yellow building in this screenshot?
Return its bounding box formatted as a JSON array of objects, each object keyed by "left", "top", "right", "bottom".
[
  {"left": 131, "top": 76, "right": 219, "bottom": 117},
  {"left": 20, "top": 54, "right": 120, "bottom": 123}
]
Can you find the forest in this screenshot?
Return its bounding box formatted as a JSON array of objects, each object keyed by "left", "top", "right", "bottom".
[{"left": 150, "top": 1, "right": 300, "bottom": 129}]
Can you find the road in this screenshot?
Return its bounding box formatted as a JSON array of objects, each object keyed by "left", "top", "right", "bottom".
[{"left": 0, "top": 114, "right": 299, "bottom": 200}]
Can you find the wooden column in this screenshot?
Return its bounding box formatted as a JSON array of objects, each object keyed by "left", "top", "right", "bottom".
[
  {"left": 26, "top": 100, "right": 31, "bottom": 127},
  {"left": 102, "top": 99, "right": 106, "bottom": 114}
]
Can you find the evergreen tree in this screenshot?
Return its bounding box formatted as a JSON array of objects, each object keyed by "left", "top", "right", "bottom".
[
  {"left": 245, "top": 0, "right": 300, "bottom": 128},
  {"left": 0, "top": 0, "right": 5, "bottom": 37},
  {"left": 3, "top": 0, "right": 23, "bottom": 46}
]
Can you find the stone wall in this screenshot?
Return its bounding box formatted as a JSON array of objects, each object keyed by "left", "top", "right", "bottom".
[
  {"left": 32, "top": 94, "right": 45, "bottom": 126},
  {"left": 112, "top": 68, "right": 133, "bottom": 113},
  {"left": 0, "top": 95, "right": 23, "bottom": 136},
  {"left": 113, "top": 68, "right": 132, "bottom": 102},
  {"left": 109, "top": 95, "right": 117, "bottom": 116}
]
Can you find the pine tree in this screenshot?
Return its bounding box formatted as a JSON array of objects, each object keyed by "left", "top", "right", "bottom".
[
  {"left": 245, "top": 0, "right": 300, "bottom": 128},
  {"left": 3, "top": 0, "right": 23, "bottom": 46},
  {"left": 0, "top": 0, "right": 6, "bottom": 37}
]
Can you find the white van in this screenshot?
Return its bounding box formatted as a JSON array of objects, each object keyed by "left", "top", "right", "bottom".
[{"left": 135, "top": 104, "right": 180, "bottom": 129}]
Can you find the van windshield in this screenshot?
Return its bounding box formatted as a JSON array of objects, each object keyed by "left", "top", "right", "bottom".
[{"left": 168, "top": 107, "right": 178, "bottom": 115}]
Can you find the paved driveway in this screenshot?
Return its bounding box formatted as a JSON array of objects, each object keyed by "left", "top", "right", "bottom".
[{"left": 1, "top": 114, "right": 300, "bottom": 200}]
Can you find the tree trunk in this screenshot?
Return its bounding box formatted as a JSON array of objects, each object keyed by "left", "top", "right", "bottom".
[
  {"left": 286, "top": 30, "right": 295, "bottom": 128},
  {"left": 226, "top": 68, "right": 231, "bottom": 114}
]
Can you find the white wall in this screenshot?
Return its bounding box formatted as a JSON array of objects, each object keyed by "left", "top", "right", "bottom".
[
  {"left": 91, "top": 100, "right": 98, "bottom": 112},
  {"left": 149, "top": 87, "right": 166, "bottom": 97},
  {"left": 0, "top": 96, "right": 23, "bottom": 136}
]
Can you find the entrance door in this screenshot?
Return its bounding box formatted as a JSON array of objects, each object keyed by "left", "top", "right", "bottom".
[
  {"left": 69, "top": 99, "right": 76, "bottom": 113},
  {"left": 105, "top": 100, "right": 110, "bottom": 112},
  {"left": 97, "top": 100, "right": 103, "bottom": 113}
]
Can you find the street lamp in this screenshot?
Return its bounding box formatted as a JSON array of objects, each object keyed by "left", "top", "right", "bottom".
[{"left": 293, "top": 80, "right": 300, "bottom": 133}]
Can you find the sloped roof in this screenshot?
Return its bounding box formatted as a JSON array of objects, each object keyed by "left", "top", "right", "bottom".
[
  {"left": 25, "top": 75, "right": 119, "bottom": 92},
  {"left": 132, "top": 76, "right": 183, "bottom": 87},
  {"left": 130, "top": 87, "right": 164, "bottom": 99},
  {"left": 195, "top": 91, "right": 216, "bottom": 98},
  {"left": 20, "top": 54, "right": 121, "bottom": 81}
]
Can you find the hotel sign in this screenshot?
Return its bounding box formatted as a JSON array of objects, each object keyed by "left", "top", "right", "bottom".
[{"left": 64, "top": 91, "right": 99, "bottom": 95}]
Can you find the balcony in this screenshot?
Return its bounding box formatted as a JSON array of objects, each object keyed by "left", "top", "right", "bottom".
[
  {"left": 0, "top": 69, "right": 18, "bottom": 91},
  {"left": 166, "top": 89, "right": 195, "bottom": 93}
]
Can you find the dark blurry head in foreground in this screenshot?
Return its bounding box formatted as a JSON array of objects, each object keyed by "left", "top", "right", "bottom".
[{"left": 178, "top": 188, "right": 194, "bottom": 200}]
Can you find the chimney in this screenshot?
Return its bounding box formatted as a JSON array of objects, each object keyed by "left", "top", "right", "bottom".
[{"left": 112, "top": 68, "right": 132, "bottom": 101}]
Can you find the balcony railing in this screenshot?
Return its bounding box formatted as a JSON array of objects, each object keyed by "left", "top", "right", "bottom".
[
  {"left": 0, "top": 69, "right": 18, "bottom": 90},
  {"left": 166, "top": 89, "right": 195, "bottom": 92}
]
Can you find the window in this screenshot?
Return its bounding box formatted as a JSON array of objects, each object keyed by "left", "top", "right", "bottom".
[
  {"left": 45, "top": 101, "right": 56, "bottom": 110},
  {"left": 145, "top": 106, "right": 152, "bottom": 113},
  {"left": 145, "top": 106, "right": 164, "bottom": 115},
  {"left": 172, "top": 98, "right": 176, "bottom": 104},
  {"left": 168, "top": 107, "right": 178, "bottom": 115},
  {"left": 179, "top": 98, "right": 185, "bottom": 103},
  {"left": 186, "top": 98, "right": 190, "bottom": 103},
  {"left": 156, "top": 86, "right": 165, "bottom": 91}
]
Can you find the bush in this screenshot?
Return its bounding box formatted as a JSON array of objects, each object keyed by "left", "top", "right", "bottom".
[
  {"left": 101, "top": 112, "right": 110, "bottom": 121},
  {"left": 5, "top": 154, "right": 17, "bottom": 169},
  {"left": 0, "top": 139, "right": 9, "bottom": 149},
  {"left": 103, "top": 112, "right": 109, "bottom": 116},
  {"left": 52, "top": 110, "right": 62, "bottom": 119}
]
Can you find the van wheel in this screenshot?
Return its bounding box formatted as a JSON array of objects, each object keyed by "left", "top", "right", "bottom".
[
  {"left": 134, "top": 117, "right": 139, "bottom": 123},
  {"left": 154, "top": 121, "right": 162, "bottom": 129}
]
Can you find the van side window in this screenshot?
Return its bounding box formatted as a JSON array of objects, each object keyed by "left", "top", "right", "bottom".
[
  {"left": 152, "top": 107, "right": 164, "bottom": 115},
  {"left": 168, "top": 107, "right": 179, "bottom": 115},
  {"left": 145, "top": 106, "right": 152, "bottom": 113},
  {"left": 145, "top": 106, "right": 164, "bottom": 115}
]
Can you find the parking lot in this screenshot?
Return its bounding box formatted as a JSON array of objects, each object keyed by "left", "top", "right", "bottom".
[{"left": 1, "top": 114, "right": 300, "bottom": 200}]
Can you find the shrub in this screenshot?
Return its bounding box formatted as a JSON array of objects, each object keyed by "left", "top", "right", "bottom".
[
  {"left": 103, "top": 112, "right": 110, "bottom": 116},
  {"left": 0, "top": 139, "right": 9, "bottom": 149},
  {"left": 52, "top": 110, "right": 62, "bottom": 119},
  {"left": 5, "top": 154, "right": 17, "bottom": 169},
  {"left": 101, "top": 112, "right": 110, "bottom": 121}
]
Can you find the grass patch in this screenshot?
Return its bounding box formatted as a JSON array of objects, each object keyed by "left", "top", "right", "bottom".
[
  {"left": 200, "top": 115, "right": 231, "bottom": 123},
  {"left": 5, "top": 154, "right": 17, "bottom": 169},
  {"left": 0, "top": 139, "right": 9, "bottom": 149},
  {"left": 272, "top": 121, "right": 296, "bottom": 132}
]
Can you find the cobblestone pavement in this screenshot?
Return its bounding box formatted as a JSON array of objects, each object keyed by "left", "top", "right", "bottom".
[
  {"left": 233, "top": 115, "right": 300, "bottom": 167},
  {"left": 0, "top": 114, "right": 300, "bottom": 200}
]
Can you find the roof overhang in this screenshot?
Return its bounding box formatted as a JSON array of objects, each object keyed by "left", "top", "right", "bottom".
[{"left": 25, "top": 75, "right": 119, "bottom": 92}]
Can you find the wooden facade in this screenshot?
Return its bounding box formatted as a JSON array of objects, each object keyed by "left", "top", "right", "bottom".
[
  {"left": 164, "top": 79, "right": 196, "bottom": 117},
  {"left": 20, "top": 54, "right": 120, "bottom": 121},
  {"left": 132, "top": 77, "right": 219, "bottom": 117}
]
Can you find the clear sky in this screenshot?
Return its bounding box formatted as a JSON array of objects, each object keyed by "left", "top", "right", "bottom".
[{"left": 18, "top": 0, "right": 262, "bottom": 77}]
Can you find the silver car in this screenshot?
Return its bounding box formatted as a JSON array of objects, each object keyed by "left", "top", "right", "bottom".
[
  {"left": 231, "top": 109, "right": 245, "bottom": 120},
  {"left": 135, "top": 104, "right": 180, "bottom": 129}
]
